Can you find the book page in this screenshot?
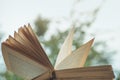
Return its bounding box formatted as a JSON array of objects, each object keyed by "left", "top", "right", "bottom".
[
  {"left": 2, "top": 44, "right": 48, "bottom": 80},
  {"left": 55, "top": 27, "right": 75, "bottom": 68},
  {"left": 7, "top": 35, "right": 46, "bottom": 66},
  {"left": 55, "top": 39, "right": 94, "bottom": 70},
  {"left": 14, "top": 27, "right": 49, "bottom": 68},
  {"left": 12, "top": 25, "right": 53, "bottom": 69},
  {"left": 27, "top": 24, "right": 53, "bottom": 70},
  {"left": 2, "top": 24, "right": 55, "bottom": 79}
]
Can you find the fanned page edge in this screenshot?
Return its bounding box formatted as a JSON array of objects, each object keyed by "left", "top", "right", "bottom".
[
  {"left": 14, "top": 30, "right": 48, "bottom": 67},
  {"left": 55, "top": 38, "right": 94, "bottom": 70},
  {"left": 55, "top": 27, "right": 75, "bottom": 68},
  {"left": 27, "top": 24, "right": 53, "bottom": 70},
  {"left": 1, "top": 43, "right": 12, "bottom": 70},
  {"left": 18, "top": 26, "right": 50, "bottom": 68},
  {"left": 2, "top": 43, "right": 49, "bottom": 79},
  {"left": 16, "top": 25, "right": 53, "bottom": 70},
  {"left": 2, "top": 42, "right": 48, "bottom": 71},
  {"left": 1, "top": 24, "right": 54, "bottom": 79},
  {"left": 8, "top": 32, "right": 46, "bottom": 66}
]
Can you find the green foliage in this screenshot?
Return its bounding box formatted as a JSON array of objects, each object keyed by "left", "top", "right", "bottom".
[
  {"left": 0, "top": 72, "right": 24, "bottom": 80},
  {"left": 0, "top": 0, "right": 119, "bottom": 79},
  {"left": 34, "top": 16, "right": 49, "bottom": 36},
  {"left": 34, "top": 4, "right": 112, "bottom": 66},
  {"left": 34, "top": 16, "right": 113, "bottom": 66},
  {"left": 34, "top": 1, "right": 118, "bottom": 79},
  {"left": 115, "top": 71, "right": 120, "bottom": 80},
  {"left": 0, "top": 32, "right": 3, "bottom": 42},
  {"left": 117, "top": 74, "right": 120, "bottom": 80}
]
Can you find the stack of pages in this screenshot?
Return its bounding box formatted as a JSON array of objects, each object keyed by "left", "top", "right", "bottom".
[{"left": 2, "top": 24, "right": 115, "bottom": 80}]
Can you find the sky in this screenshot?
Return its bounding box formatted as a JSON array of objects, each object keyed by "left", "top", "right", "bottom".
[{"left": 0, "top": 0, "right": 120, "bottom": 72}]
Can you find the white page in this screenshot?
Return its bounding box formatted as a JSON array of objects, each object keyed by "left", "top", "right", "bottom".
[
  {"left": 55, "top": 27, "right": 75, "bottom": 69},
  {"left": 55, "top": 39, "right": 94, "bottom": 70},
  {"left": 2, "top": 44, "right": 48, "bottom": 80}
]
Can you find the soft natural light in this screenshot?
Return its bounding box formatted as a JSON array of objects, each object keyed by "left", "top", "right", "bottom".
[{"left": 0, "top": 0, "right": 120, "bottom": 79}]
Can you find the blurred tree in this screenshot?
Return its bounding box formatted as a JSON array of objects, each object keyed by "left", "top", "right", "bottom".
[
  {"left": 34, "top": 16, "right": 49, "bottom": 37},
  {"left": 0, "top": 31, "right": 3, "bottom": 41},
  {"left": 34, "top": 0, "right": 112, "bottom": 66},
  {"left": 0, "top": 72, "right": 24, "bottom": 80},
  {"left": 0, "top": 0, "right": 119, "bottom": 79},
  {"left": 34, "top": 0, "right": 119, "bottom": 79},
  {"left": 116, "top": 72, "right": 120, "bottom": 80}
]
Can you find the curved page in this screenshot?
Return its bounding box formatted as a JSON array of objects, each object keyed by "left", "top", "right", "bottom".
[{"left": 55, "top": 39, "right": 94, "bottom": 70}]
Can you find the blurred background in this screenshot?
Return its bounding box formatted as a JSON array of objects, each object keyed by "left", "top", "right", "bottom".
[{"left": 0, "top": 0, "right": 120, "bottom": 80}]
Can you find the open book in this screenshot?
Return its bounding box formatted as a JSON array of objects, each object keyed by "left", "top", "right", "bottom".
[{"left": 2, "top": 24, "right": 114, "bottom": 80}]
